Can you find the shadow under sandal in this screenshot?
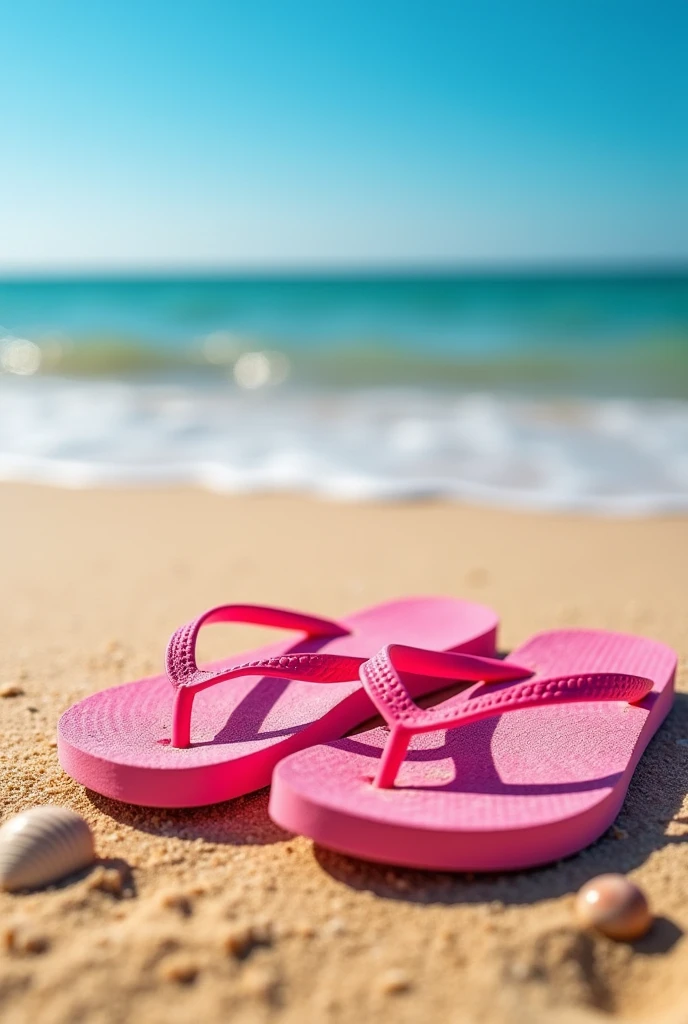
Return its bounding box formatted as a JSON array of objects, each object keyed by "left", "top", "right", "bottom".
[
  {"left": 268, "top": 630, "right": 677, "bottom": 871},
  {"left": 57, "top": 597, "right": 502, "bottom": 808}
]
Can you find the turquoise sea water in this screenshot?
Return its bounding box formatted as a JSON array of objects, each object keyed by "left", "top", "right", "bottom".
[
  {"left": 1, "top": 273, "right": 687, "bottom": 394},
  {"left": 0, "top": 272, "right": 687, "bottom": 511}
]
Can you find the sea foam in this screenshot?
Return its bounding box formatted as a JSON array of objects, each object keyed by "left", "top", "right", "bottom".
[{"left": 0, "top": 376, "right": 687, "bottom": 514}]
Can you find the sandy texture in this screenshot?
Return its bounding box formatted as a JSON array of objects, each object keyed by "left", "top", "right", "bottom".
[{"left": 0, "top": 484, "right": 687, "bottom": 1024}]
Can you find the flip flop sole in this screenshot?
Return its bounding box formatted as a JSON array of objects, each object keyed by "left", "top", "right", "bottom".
[
  {"left": 269, "top": 630, "right": 677, "bottom": 871},
  {"left": 58, "top": 597, "right": 497, "bottom": 807}
]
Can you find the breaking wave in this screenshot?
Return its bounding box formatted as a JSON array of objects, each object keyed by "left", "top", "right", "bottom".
[{"left": 1, "top": 375, "right": 686, "bottom": 514}]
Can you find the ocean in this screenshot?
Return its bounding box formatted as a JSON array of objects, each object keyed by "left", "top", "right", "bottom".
[{"left": 1, "top": 272, "right": 687, "bottom": 513}]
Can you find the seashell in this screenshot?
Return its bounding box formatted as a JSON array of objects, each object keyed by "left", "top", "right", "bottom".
[
  {"left": 0, "top": 806, "right": 95, "bottom": 892},
  {"left": 575, "top": 873, "right": 652, "bottom": 941}
]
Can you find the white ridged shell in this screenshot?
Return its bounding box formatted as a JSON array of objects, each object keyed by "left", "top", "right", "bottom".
[{"left": 0, "top": 806, "right": 95, "bottom": 891}]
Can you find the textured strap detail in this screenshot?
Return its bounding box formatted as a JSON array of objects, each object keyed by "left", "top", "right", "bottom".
[
  {"left": 360, "top": 645, "right": 654, "bottom": 788},
  {"left": 166, "top": 603, "right": 349, "bottom": 690},
  {"left": 171, "top": 652, "right": 366, "bottom": 747},
  {"left": 360, "top": 644, "right": 534, "bottom": 723},
  {"left": 166, "top": 602, "right": 354, "bottom": 748},
  {"left": 183, "top": 652, "right": 365, "bottom": 692}
]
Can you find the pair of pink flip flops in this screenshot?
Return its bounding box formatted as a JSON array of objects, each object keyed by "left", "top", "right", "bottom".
[{"left": 58, "top": 597, "right": 676, "bottom": 871}]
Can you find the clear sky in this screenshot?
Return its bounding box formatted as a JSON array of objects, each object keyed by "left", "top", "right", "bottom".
[{"left": 0, "top": 1, "right": 686, "bottom": 270}]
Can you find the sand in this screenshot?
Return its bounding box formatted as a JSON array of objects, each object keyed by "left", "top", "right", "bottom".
[{"left": 0, "top": 483, "right": 687, "bottom": 1024}]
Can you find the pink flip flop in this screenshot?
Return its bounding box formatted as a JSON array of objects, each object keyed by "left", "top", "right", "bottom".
[
  {"left": 58, "top": 597, "right": 500, "bottom": 807},
  {"left": 269, "top": 629, "right": 677, "bottom": 871}
]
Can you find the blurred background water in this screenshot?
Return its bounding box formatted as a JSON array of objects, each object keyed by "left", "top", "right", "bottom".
[
  {"left": 2, "top": 3, "right": 687, "bottom": 512},
  {"left": 1, "top": 272, "right": 687, "bottom": 512}
]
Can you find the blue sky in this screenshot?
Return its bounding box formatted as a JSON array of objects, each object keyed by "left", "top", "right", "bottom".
[{"left": 0, "top": 1, "right": 686, "bottom": 269}]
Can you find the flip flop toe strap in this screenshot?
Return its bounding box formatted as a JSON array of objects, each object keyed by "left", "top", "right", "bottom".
[
  {"left": 360, "top": 645, "right": 654, "bottom": 788},
  {"left": 166, "top": 603, "right": 356, "bottom": 748},
  {"left": 167, "top": 603, "right": 350, "bottom": 688}
]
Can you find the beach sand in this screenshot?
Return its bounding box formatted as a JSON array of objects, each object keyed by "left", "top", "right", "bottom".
[{"left": 1, "top": 483, "right": 687, "bottom": 1024}]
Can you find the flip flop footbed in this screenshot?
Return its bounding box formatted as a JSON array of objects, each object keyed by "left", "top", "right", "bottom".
[
  {"left": 58, "top": 597, "right": 497, "bottom": 807},
  {"left": 269, "top": 629, "right": 677, "bottom": 871}
]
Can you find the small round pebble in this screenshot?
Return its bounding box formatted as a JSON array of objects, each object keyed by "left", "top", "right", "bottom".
[
  {"left": 0, "top": 684, "right": 24, "bottom": 698},
  {"left": 575, "top": 874, "right": 652, "bottom": 941},
  {"left": 158, "top": 955, "right": 198, "bottom": 985},
  {"left": 377, "top": 968, "right": 413, "bottom": 995}
]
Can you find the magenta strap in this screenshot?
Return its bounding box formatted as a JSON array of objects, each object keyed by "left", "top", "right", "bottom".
[
  {"left": 166, "top": 603, "right": 350, "bottom": 689},
  {"left": 360, "top": 645, "right": 654, "bottom": 788},
  {"left": 171, "top": 652, "right": 366, "bottom": 748},
  {"left": 166, "top": 603, "right": 354, "bottom": 748}
]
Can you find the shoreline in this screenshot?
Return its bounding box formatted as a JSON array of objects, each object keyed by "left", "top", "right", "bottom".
[
  {"left": 1, "top": 484, "right": 687, "bottom": 1023},
  {"left": 2, "top": 377, "right": 688, "bottom": 515}
]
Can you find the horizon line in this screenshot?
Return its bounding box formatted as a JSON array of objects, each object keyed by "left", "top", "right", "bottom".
[{"left": 1, "top": 258, "right": 687, "bottom": 280}]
